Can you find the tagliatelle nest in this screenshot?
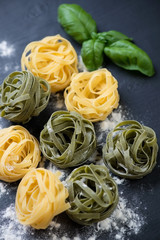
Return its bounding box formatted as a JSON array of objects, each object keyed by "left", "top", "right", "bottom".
[
  {"left": 16, "top": 168, "right": 70, "bottom": 229},
  {"left": 103, "top": 120, "right": 158, "bottom": 179},
  {"left": 21, "top": 35, "right": 78, "bottom": 92},
  {"left": 66, "top": 164, "right": 119, "bottom": 225},
  {"left": 0, "top": 70, "right": 51, "bottom": 123},
  {"left": 64, "top": 68, "right": 119, "bottom": 122},
  {"left": 0, "top": 125, "right": 41, "bottom": 182},
  {"left": 40, "top": 111, "right": 96, "bottom": 168}
]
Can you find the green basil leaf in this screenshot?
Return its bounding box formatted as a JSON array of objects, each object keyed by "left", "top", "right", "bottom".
[
  {"left": 104, "top": 39, "right": 155, "bottom": 77},
  {"left": 81, "top": 39, "right": 105, "bottom": 71},
  {"left": 58, "top": 4, "right": 97, "bottom": 44},
  {"left": 91, "top": 30, "right": 132, "bottom": 44}
]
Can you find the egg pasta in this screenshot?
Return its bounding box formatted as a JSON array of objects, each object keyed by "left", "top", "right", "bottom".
[
  {"left": 21, "top": 35, "right": 78, "bottom": 92},
  {"left": 16, "top": 168, "right": 70, "bottom": 229},
  {"left": 0, "top": 125, "right": 40, "bottom": 182},
  {"left": 64, "top": 68, "right": 119, "bottom": 122}
]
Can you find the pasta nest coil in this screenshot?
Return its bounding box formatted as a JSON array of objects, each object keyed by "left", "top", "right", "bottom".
[
  {"left": 66, "top": 164, "right": 119, "bottom": 225},
  {"left": 16, "top": 168, "right": 70, "bottom": 229},
  {"left": 103, "top": 120, "right": 158, "bottom": 179},
  {"left": 40, "top": 111, "right": 96, "bottom": 168},
  {"left": 0, "top": 71, "right": 51, "bottom": 123},
  {"left": 64, "top": 68, "right": 119, "bottom": 122},
  {"left": 21, "top": 35, "right": 78, "bottom": 92},
  {"left": 0, "top": 125, "right": 41, "bottom": 182}
]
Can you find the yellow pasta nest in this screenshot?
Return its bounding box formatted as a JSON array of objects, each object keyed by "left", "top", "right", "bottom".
[
  {"left": 21, "top": 35, "right": 78, "bottom": 92},
  {"left": 64, "top": 68, "right": 119, "bottom": 122},
  {"left": 16, "top": 168, "right": 70, "bottom": 229},
  {"left": 0, "top": 125, "right": 41, "bottom": 182}
]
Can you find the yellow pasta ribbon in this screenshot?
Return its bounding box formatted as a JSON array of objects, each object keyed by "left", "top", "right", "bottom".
[
  {"left": 64, "top": 68, "right": 119, "bottom": 122},
  {"left": 21, "top": 35, "right": 78, "bottom": 92},
  {"left": 16, "top": 168, "right": 70, "bottom": 229},
  {"left": 0, "top": 125, "right": 41, "bottom": 182}
]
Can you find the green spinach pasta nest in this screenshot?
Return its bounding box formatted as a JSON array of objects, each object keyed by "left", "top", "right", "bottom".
[
  {"left": 103, "top": 120, "right": 158, "bottom": 179},
  {"left": 66, "top": 164, "right": 118, "bottom": 225},
  {"left": 0, "top": 71, "right": 51, "bottom": 123},
  {"left": 40, "top": 111, "right": 96, "bottom": 168}
]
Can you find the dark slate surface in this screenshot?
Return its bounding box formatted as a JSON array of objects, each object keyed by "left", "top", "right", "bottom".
[{"left": 0, "top": 0, "right": 160, "bottom": 240}]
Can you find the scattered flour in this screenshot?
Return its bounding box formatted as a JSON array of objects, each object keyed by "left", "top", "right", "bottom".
[
  {"left": 0, "top": 41, "right": 15, "bottom": 57},
  {"left": 112, "top": 176, "right": 126, "bottom": 185},
  {"left": 99, "top": 106, "right": 127, "bottom": 132},
  {"left": 97, "top": 196, "right": 145, "bottom": 240},
  {"left": 3, "top": 63, "right": 20, "bottom": 73},
  {"left": 96, "top": 105, "right": 131, "bottom": 146},
  {"left": 0, "top": 182, "right": 145, "bottom": 240},
  {"left": 88, "top": 150, "right": 102, "bottom": 164},
  {"left": 47, "top": 161, "right": 67, "bottom": 181},
  {"left": 55, "top": 93, "right": 65, "bottom": 109},
  {"left": 0, "top": 204, "right": 28, "bottom": 240},
  {"left": 49, "top": 220, "right": 61, "bottom": 230},
  {"left": 0, "top": 204, "right": 65, "bottom": 240},
  {"left": 0, "top": 182, "right": 6, "bottom": 195}
]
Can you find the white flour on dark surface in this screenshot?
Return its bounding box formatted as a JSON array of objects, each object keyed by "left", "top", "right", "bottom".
[
  {"left": 0, "top": 175, "right": 146, "bottom": 240},
  {"left": 47, "top": 161, "right": 68, "bottom": 181},
  {"left": 55, "top": 93, "right": 65, "bottom": 109},
  {"left": 0, "top": 182, "right": 7, "bottom": 195},
  {"left": 3, "top": 64, "right": 20, "bottom": 73},
  {"left": 0, "top": 41, "right": 15, "bottom": 57},
  {"left": 112, "top": 176, "right": 126, "bottom": 185},
  {"left": 97, "top": 195, "right": 145, "bottom": 240},
  {"left": 95, "top": 105, "right": 132, "bottom": 148}
]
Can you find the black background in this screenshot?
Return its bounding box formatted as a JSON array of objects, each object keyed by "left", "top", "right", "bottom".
[{"left": 0, "top": 0, "right": 160, "bottom": 240}]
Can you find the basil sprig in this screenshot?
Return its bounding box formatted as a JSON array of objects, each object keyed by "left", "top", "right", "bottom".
[
  {"left": 58, "top": 4, "right": 97, "bottom": 43},
  {"left": 81, "top": 39, "right": 105, "bottom": 71},
  {"left": 104, "top": 40, "right": 155, "bottom": 77},
  {"left": 58, "top": 4, "right": 155, "bottom": 76}
]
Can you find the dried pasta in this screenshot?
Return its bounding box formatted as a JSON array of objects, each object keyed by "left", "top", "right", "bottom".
[
  {"left": 16, "top": 168, "right": 70, "bottom": 229},
  {"left": 21, "top": 35, "right": 78, "bottom": 92},
  {"left": 66, "top": 164, "right": 118, "bottom": 225},
  {"left": 103, "top": 120, "right": 158, "bottom": 179},
  {"left": 0, "top": 125, "right": 41, "bottom": 182},
  {"left": 40, "top": 111, "right": 96, "bottom": 168},
  {"left": 0, "top": 71, "right": 51, "bottom": 123},
  {"left": 64, "top": 68, "right": 119, "bottom": 122}
]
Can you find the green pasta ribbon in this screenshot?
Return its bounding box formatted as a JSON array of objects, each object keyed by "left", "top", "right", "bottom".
[
  {"left": 0, "top": 71, "right": 51, "bottom": 123},
  {"left": 66, "top": 164, "right": 118, "bottom": 225},
  {"left": 40, "top": 111, "right": 96, "bottom": 168},
  {"left": 103, "top": 120, "right": 158, "bottom": 179}
]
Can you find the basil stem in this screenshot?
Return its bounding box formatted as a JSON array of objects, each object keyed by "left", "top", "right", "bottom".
[
  {"left": 58, "top": 4, "right": 97, "bottom": 44},
  {"left": 104, "top": 39, "right": 155, "bottom": 76},
  {"left": 92, "top": 30, "right": 132, "bottom": 44},
  {"left": 81, "top": 39, "right": 105, "bottom": 71}
]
